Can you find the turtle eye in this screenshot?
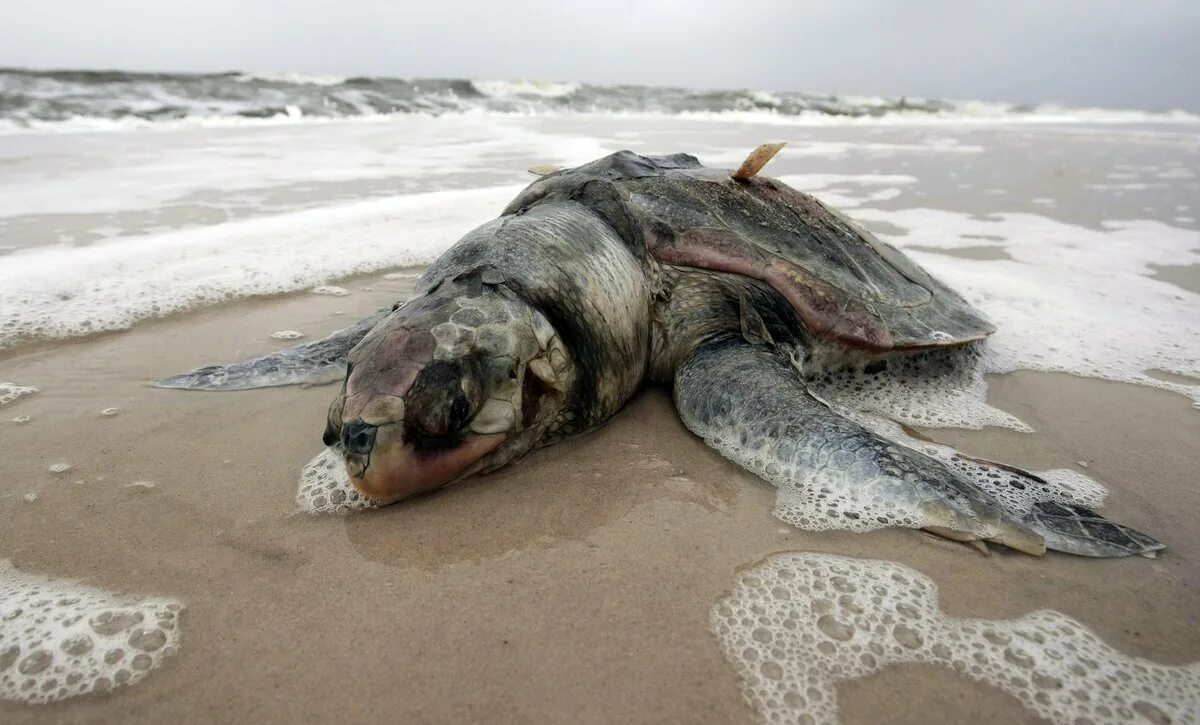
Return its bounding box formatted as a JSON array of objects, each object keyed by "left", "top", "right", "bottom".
[{"left": 448, "top": 394, "right": 470, "bottom": 431}]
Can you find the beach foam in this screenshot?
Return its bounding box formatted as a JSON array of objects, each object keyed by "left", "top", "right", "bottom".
[
  {"left": 703, "top": 141, "right": 982, "bottom": 166},
  {"left": 296, "top": 447, "right": 378, "bottom": 515},
  {"left": 0, "top": 185, "right": 523, "bottom": 349},
  {"left": 775, "top": 174, "right": 918, "bottom": 209},
  {"left": 712, "top": 553, "right": 1200, "bottom": 725},
  {"left": 0, "top": 560, "right": 182, "bottom": 704},
  {"left": 0, "top": 383, "right": 38, "bottom": 408},
  {"left": 0, "top": 114, "right": 610, "bottom": 220},
  {"left": 851, "top": 208, "right": 1200, "bottom": 408},
  {"left": 807, "top": 346, "right": 1028, "bottom": 432}
]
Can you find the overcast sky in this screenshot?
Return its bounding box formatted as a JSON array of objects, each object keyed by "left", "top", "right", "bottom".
[{"left": 3, "top": 0, "right": 1198, "bottom": 111}]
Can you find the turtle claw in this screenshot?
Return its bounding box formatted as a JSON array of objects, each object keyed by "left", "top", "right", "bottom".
[
  {"left": 923, "top": 504, "right": 1047, "bottom": 557},
  {"left": 1023, "top": 501, "right": 1165, "bottom": 558},
  {"left": 924, "top": 527, "right": 993, "bottom": 556}
]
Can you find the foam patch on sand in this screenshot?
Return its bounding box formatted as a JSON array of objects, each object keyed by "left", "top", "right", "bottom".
[
  {"left": 0, "top": 184, "right": 522, "bottom": 349},
  {"left": 850, "top": 208, "right": 1200, "bottom": 408},
  {"left": 712, "top": 553, "right": 1200, "bottom": 725},
  {"left": 808, "top": 345, "right": 1028, "bottom": 432},
  {"left": 295, "top": 447, "right": 378, "bottom": 515},
  {"left": 0, "top": 115, "right": 609, "bottom": 218},
  {"left": 0, "top": 383, "right": 38, "bottom": 408},
  {"left": 0, "top": 560, "right": 182, "bottom": 704},
  {"left": 701, "top": 140, "right": 982, "bottom": 167},
  {"left": 777, "top": 174, "right": 917, "bottom": 210}
]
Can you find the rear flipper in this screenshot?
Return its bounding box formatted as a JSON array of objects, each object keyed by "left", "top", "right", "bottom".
[
  {"left": 156, "top": 309, "right": 389, "bottom": 391},
  {"left": 674, "top": 336, "right": 1163, "bottom": 558}
]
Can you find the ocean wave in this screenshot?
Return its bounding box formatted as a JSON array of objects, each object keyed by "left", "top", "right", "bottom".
[
  {"left": 233, "top": 71, "right": 349, "bottom": 86},
  {"left": 0, "top": 185, "right": 525, "bottom": 349},
  {"left": 470, "top": 78, "right": 580, "bottom": 98},
  {"left": 0, "top": 67, "right": 1196, "bottom": 132}
]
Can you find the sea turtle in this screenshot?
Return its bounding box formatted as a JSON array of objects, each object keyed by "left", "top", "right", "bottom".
[{"left": 161, "top": 145, "right": 1162, "bottom": 558}]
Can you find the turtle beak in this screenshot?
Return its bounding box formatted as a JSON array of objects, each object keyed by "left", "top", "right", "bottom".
[{"left": 339, "top": 420, "right": 507, "bottom": 504}]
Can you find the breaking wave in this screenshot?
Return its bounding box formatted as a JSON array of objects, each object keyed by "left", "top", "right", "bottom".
[{"left": 2, "top": 67, "right": 1195, "bottom": 131}]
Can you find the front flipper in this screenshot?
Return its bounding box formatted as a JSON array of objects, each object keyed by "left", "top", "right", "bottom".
[
  {"left": 675, "top": 337, "right": 1163, "bottom": 557},
  {"left": 674, "top": 336, "right": 1046, "bottom": 555},
  {"left": 1027, "top": 501, "right": 1163, "bottom": 558},
  {"left": 156, "top": 309, "right": 389, "bottom": 391},
  {"left": 840, "top": 412, "right": 1165, "bottom": 558}
]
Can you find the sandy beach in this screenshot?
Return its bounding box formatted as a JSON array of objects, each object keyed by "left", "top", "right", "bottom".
[{"left": 2, "top": 114, "right": 1198, "bottom": 723}]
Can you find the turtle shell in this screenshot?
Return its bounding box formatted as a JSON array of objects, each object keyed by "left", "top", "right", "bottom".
[{"left": 504, "top": 150, "right": 994, "bottom": 351}]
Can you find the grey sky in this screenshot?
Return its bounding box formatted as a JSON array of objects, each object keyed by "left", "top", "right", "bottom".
[{"left": 3, "top": 0, "right": 1198, "bottom": 111}]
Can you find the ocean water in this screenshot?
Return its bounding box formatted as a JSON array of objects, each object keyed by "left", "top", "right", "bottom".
[
  {"left": 4, "top": 67, "right": 1197, "bottom": 130},
  {"left": 2, "top": 102, "right": 1197, "bottom": 395}
]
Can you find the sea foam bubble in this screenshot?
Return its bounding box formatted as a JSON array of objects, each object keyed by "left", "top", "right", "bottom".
[
  {"left": 712, "top": 553, "right": 1200, "bottom": 725},
  {"left": 310, "top": 286, "right": 349, "bottom": 297},
  {"left": 807, "top": 345, "right": 1028, "bottom": 432},
  {"left": 0, "top": 560, "right": 183, "bottom": 704},
  {"left": 295, "top": 447, "right": 378, "bottom": 515}
]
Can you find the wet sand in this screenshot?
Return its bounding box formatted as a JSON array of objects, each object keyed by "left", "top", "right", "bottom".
[
  {"left": 1149, "top": 263, "right": 1200, "bottom": 295},
  {"left": 1, "top": 266, "right": 1197, "bottom": 724}
]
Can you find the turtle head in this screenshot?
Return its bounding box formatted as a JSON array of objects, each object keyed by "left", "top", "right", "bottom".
[{"left": 324, "top": 275, "right": 570, "bottom": 504}]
